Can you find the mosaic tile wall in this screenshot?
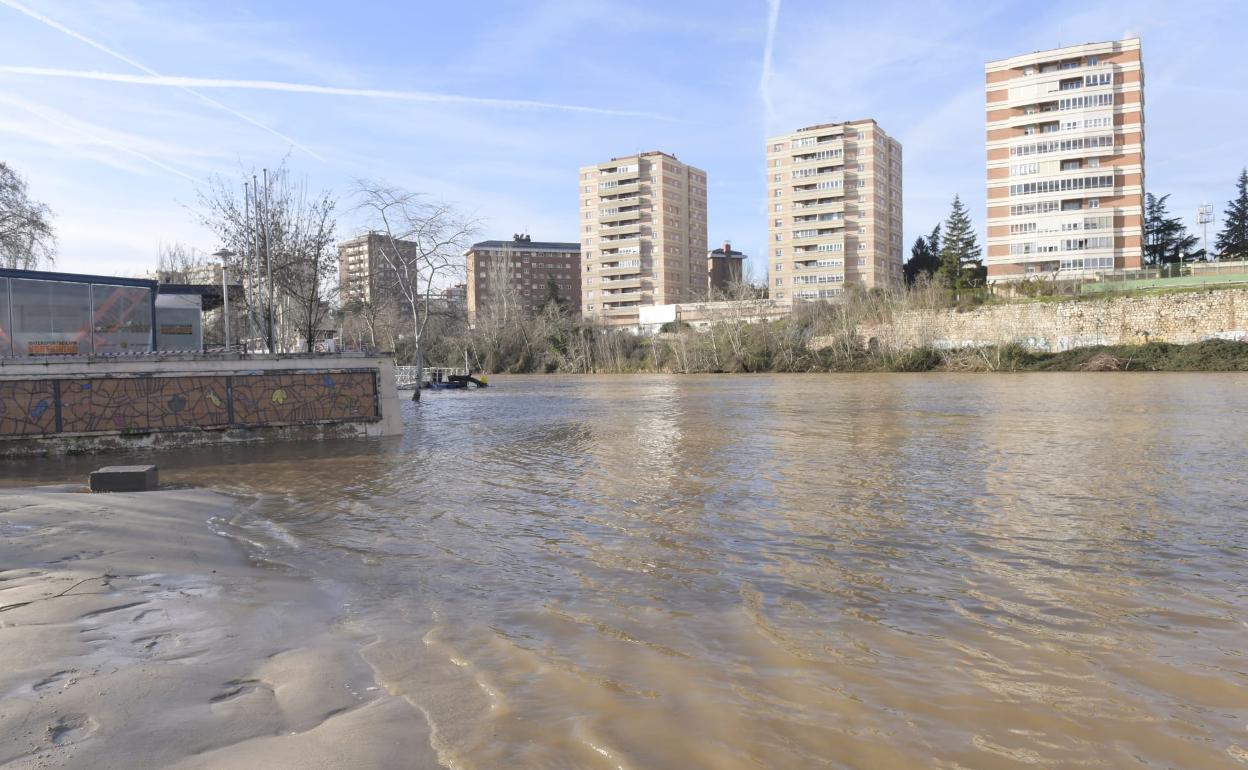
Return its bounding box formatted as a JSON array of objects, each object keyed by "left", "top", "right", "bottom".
[{"left": 0, "top": 370, "right": 378, "bottom": 438}]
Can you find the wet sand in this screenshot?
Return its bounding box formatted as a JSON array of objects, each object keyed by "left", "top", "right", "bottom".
[{"left": 0, "top": 486, "right": 440, "bottom": 769}]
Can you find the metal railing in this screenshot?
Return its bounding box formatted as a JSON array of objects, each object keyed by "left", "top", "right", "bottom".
[{"left": 395, "top": 365, "right": 469, "bottom": 389}]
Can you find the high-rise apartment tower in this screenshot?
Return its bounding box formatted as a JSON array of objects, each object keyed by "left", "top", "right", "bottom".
[
  {"left": 578, "top": 151, "right": 708, "bottom": 326},
  {"left": 766, "top": 119, "right": 903, "bottom": 303},
  {"left": 985, "top": 39, "right": 1144, "bottom": 280}
]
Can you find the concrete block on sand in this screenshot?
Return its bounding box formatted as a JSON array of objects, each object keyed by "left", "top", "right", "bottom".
[{"left": 89, "top": 465, "right": 159, "bottom": 492}]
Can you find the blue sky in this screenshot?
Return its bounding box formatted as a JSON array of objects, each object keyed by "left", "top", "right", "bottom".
[{"left": 1, "top": 0, "right": 1245, "bottom": 279}]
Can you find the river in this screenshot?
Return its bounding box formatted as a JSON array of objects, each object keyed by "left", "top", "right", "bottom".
[{"left": 6, "top": 373, "right": 1248, "bottom": 768}]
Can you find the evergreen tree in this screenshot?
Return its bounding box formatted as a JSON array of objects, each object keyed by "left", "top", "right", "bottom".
[
  {"left": 903, "top": 224, "right": 941, "bottom": 285},
  {"left": 1144, "top": 193, "right": 1199, "bottom": 265},
  {"left": 936, "top": 195, "right": 982, "bottom": 292},
  {"left": 1215, "top": 167, "right": 1248, "bottom": 261},
  {"left": 541, "top": 275, "right": 567, "bottom": 313}
]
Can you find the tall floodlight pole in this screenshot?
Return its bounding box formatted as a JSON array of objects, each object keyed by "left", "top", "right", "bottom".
[
  {"left": 252, "top": 174, "right": 265, "bottom": 351},
  {"left": 243, "top": 182, "right": 255, "bottom": 353},
  {"left": 213, "top": 249, "right": 235, "bottom": 352},
  {"left": 1198, "top": 203, "right": 1214, "bottom": 262},
  {"left": 263, "top": 168, "right": 276, "bottom": 353}
]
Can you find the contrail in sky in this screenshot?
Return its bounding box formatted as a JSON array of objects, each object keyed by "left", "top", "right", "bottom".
[
  {"left": 759, "top": 0, "right": 782, "bottom": 126},
  {"left": 0, "top": 0, "right": 324, "bottom": 160},
  {"left": 0, "top": 93, "right": 199, "bottom": 182},
  {"left": 0, "top": 65, "right": 672, "bottom": 120}
]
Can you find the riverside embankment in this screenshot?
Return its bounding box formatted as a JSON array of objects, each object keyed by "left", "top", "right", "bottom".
[{"left": 439, "top": 287, "right": 1248, "bottom": 375}]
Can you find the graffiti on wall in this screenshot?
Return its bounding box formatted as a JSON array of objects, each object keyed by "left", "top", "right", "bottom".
[
  {"left": 232, "top": 372, "right": 376, "bottom": 426},
  {"left": 0, "top": 370, "right": 378, "bottom": 439},
  {"left": 0, "top": 380, "right": 57, "bottom": 436},
  {"left": 59, "top": 376, "right": 230, "bottom": 433}
]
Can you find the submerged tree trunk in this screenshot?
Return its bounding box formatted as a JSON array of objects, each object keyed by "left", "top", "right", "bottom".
[{"left": 411, "top": 311, "right": 423, "bottom": 402}]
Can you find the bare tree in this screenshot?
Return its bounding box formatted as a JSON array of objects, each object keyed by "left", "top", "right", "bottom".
[
  {"left": 197, "top": 161, "right": 337, "bottom": 352},
  {"left": 0, "top": 162, "right": 55, "bottom": 269},
  {"left": 340, "top": 295, "right": 400, "bottom": 351},
  {"left": 272, "top": 184, "right": 338, "bottom": 352},
  {"left": 154, "top": 242, "right": 210, "bottom": 283},
  {"left": 354, "top": 182, "right": 475, "bottom": 400}
]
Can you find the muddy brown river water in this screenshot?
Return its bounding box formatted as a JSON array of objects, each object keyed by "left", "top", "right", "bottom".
[{"left": 5, "top": 373, "right": 1248, "bottom": 768}]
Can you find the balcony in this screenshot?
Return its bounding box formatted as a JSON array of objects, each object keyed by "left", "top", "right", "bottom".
[
  {"left": 600, "top": 182, "right": 639, "bottom": 197},
  {"left": 599, "top": 264, "right": 644, "bottom": 277},
  {"left": 600, "top": 276, "right": 642, "bottom": 290},
  {"left": 599, "top": 208, "right": 640, "bottom": 224},
  {"left": 601, "top": 221, "right": 641, "bottom": 236},
  {"left": 792, "top": 146, "right": 844, "bottom": 163},
  {"left": 792, "top": 199, "right": 844, "bottom": 212},
  {"left": 602, "top": 236, "right": 640, "bottom": 250}
]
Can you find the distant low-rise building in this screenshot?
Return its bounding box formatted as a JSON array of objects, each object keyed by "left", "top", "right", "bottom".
[
  {"left": 638, "top": 298, "right": 790, "bottom": 336},
  {"left": 465, "top": 235, "right": 581, "bottom": 320},
  {"left": 708, "top": 241, "right": 746, "bottom": 295}
]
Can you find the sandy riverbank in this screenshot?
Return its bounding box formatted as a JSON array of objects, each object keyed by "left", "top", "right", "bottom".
[{"left": 0, "top": 486, "right": 441, "bottom": 769}]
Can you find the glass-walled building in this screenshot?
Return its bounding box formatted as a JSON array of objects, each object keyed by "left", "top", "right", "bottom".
[{"left": 0, "top": 269, "right": 157, "bottom": 357}]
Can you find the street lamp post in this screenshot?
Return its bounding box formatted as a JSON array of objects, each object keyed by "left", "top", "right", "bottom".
[{"left": 213, "top": 249, "right": 235, "bottom": 352}]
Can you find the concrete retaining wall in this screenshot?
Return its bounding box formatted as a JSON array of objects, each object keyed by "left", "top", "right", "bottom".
[
  {"left": 821, "top": 289, "right": 1248, "bottom": 353},
  {"left": 0, "top": 353, "right": 402, "bottom": 457}
]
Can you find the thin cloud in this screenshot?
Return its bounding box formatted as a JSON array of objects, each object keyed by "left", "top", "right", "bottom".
[
  {"left": 0, "top": 93, "right": 199, "bottom": 183},
  {"left": 759, "top": 0, "right": 782, "bottom": 127},
  {"left": 0, "top": 66, "right": 673, "bottom": 120},
  {"left": 0, "top": 0, "right": 324, "bottom": 160}
]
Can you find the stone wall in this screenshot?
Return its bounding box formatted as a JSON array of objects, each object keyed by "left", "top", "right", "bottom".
[
  {"left": 834, "top": 289, "right": 1248, "bottom": 353},
  {"left": 0, "top": 353, "right": 403, "bottom": 457}
]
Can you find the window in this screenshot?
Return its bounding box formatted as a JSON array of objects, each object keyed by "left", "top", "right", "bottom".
[
  {"left": 775, "top": 278, "right": 783, "bottom": 286},
  {"left": 1058, "top": 93, "right": 1114, "bottom": 111},
  {"left": 774, "top": 203, "right": 783, "bottom": 212},
  {"left": 772, "top": 143, "right": 783, "bottom": 152},
  {"left": 1009, "top": 175, "right": 1114, "bottom": 196},
  {"left": 1088, "top": 199, "right": 1100, "bottom": 209},
  {"left": 773, "top": 174, "right": 782, "bottom": 182},
  {"left": 774, "top": 189, "right": 783, "bottom": 197},
  {"left": 775, "top": 233, "right": 783, "bottom": 241}
]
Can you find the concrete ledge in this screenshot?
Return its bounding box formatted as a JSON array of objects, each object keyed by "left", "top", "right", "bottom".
[{"left": 90, "top": 465, "right": 159, "bottom": 492}]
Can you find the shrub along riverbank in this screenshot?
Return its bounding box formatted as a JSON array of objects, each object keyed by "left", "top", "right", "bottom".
[{"left": 415, "top": 282, "right": 1248, "bottom": 375}]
